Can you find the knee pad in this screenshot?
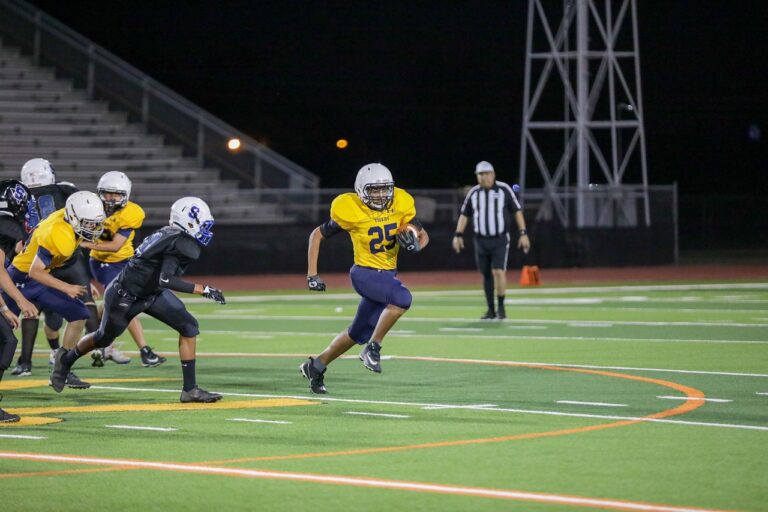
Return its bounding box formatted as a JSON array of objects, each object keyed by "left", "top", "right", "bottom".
[
  {"left": 92, "top": 330, "right": 114, "bottom": 349},
  {"left": 390, "top": 286, "right": 412, "bottom": 310},
  {"left": 177, "top": 317, "right": 200, "bottom": 338}
]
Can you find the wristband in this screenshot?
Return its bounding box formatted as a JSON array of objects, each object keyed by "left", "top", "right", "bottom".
[
  {"left": 519, "top": 229, "right": 528, "bottom": 236},
  {"left": 454, "top": 232, "right": 464, "bottom": 237}
]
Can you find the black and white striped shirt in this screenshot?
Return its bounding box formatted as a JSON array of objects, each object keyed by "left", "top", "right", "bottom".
[{"left": 459, "top": 181, "right": 521, "bottom": 237}]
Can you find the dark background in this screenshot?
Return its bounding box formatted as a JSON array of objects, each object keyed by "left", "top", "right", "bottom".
[{"left": 22, "top": 1, "right": 768, "bottom": 250}]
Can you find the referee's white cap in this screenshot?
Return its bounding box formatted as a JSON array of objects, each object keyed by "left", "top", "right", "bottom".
[{"left": 475, "top": 161, "right": 494, "bottom": 174}]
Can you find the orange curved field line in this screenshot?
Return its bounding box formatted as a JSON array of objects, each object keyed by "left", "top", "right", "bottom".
[{"left": 204, "top": 360, "right": 705, "bottom": 465}]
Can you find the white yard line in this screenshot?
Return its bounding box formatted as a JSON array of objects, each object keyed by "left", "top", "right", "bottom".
[
  {"left": 421, "top": 404, "right": 498, "bottom": 410},
  {"left": 104, "top": 425, "right": 177, "bottom": 432},
  {"left": 439, "top": 327, "right": 484, "bottom": 332},
  {"left": 41, "top": 350, "right": 768, "bottom": 378},
  {"left": 557, "top": 401, "right": 627, "bottom": 407},
  {"left": 177, "top": 283, "right": 768, "bottom": 304},
  {"left": 0, "top": 434, "right": 46, "bottom": 440},
  {"left": 567, "top": 322, "right": 614, "bottom": 328},
  {"left": 227, "top": 418, "right": 292, "bottom": 425},
  {"left": 191, "top": 313, "right": 768, "bottom": 329},
  {"left": 656, "top": 396, "right": 732, "bottom": 403},
  {"left": 89, "top": 385, "right": 768, "bottom": 432},
  {"left": 344, "top": 412, "right": 410, "bottom": 419},
  {"left": 0, "top": 451, "right": 729, "bottom": 512},
  {"left": 756, "top": 392, "right": 768, "bottom": 396}
]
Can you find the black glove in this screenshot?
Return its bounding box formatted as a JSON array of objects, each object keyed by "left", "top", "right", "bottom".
[
  {"left": 202, "top": 285, "right": 226, "bottom": 304},
  {"left": 307, "top": 275, "right": 326, "bottom": 292},
  {"left": 396, "top": 229, "right": 421, "bottom": 253}
]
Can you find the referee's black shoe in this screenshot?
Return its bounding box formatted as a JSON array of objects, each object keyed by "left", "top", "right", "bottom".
[
  {"left": 496, "top": 306, "right": 507, "bottom": 320},
  {"left": 481, "top": 309, "right": 496, "bottom": 320}
]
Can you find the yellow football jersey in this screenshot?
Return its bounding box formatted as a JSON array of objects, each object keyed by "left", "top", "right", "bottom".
[
  {"left": 12, "top": 209, "right": 77, "bottom": 273},
  {"left": 90, "top": 201, "right": 145, "bottom": 263},
  {"left": 330, "top": 187, "right": 416, "bottom": 270}
]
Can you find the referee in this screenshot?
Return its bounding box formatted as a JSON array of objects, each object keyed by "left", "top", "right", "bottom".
[{"left": 452, "top": 161, "right": 530, "bottom": 319}]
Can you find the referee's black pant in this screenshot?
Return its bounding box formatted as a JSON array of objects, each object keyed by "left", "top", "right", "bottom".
[{"left": 473, "top": 234, "right": 510, "bottom": 312}]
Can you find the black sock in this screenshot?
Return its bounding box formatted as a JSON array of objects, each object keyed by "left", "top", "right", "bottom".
[
  {"left": 61, "top": 346, "right": 84, "bottom": 370},
  {"left": 0, "top": 369, "right": 4, "bottom": 383},
  {"left": 181, "top": 359, "right": 196, "bottom": 391},
  {"left": 19, "top": 319, "right": 38, "bottom": 365},
  {"left": 47, "top": 336, "right": 60, "bottom": 350},
  {"left": 140, "top": 346, "right": 151, "bottom": 355},
  {"left": 483, "top": 275, "right": 495, "bottom": 312},
  {"left": 497, "top": 295, "right": 506, "bottom": 311},
  {"left": 85, "top": 305, "right": 100, "bottom": 334}
]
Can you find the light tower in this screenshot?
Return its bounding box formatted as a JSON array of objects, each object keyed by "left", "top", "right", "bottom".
[{"left": 518, "top": 0, "right": 650, "bottom": 227}]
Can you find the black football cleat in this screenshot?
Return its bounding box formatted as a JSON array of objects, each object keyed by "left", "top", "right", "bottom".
[
  {"left": 180, "top": 387, "right": 223, "bottom": 403},
  {"left": 49, "top": 348, "right": 68, "bottom": 393},
  {"left": 65, "top": 372, "right": 91, "bottom": 389},
  {"left": 0, "top": 408, "right": 20, "bottom": 423},
  {"left": 359, "top": 341, "right": 382, "bottom": 373},
  {"left": 496, "top": 306, "right": 507, "bottom": 320},
  {"left": 11, "top": 362, "right": 32, "bottom": 376},
  {"left": 140, "top": 347, "right": 167, "bottom": 367},
  {"left": 480, "top": 310, "right": 496, "bottom": 320},
  {"left": 299, "top": 357, "right": 327, "bottom": 394}
]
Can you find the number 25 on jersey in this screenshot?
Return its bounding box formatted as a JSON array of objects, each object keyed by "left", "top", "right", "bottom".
[{"left": 368, "top": 223, "right": 397, "bottom": 254}]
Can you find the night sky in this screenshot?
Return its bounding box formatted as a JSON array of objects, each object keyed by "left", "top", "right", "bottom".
[{"left": 23, "top": 1, "right": 768, "bottom": 195}]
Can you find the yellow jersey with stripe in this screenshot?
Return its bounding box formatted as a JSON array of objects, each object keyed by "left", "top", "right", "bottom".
[
  {"left": 12, "top": 209, "right": 77, "bottom": 273},
  {"left": 330, "top": 188, "right": 416, "bottom": 270},
  {"left": 90, "top": 201, "right": 145, "bottom": 263}
]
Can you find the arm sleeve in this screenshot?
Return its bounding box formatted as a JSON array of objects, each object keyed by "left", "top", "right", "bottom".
[
  {"left": 159, "top": 255, "right": 195, "bottom": 294},
  {"left": 117, "top": 228, "right": 134, "bottom": 238},
  {"left": 36, "top": 246, "right": 54, "bottom": 267},
  {"left": 319, "top": 218, "right": 343, "bottom": 238},
  {"left": 459, "top": 189, "right": 474, "bottom": 216}
]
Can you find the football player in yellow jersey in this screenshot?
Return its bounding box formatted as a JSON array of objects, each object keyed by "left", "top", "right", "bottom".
[
  {"left": 2, "top": 191, "right": 105, "bottom": 389},
  {"left": 300, "top": 163, "right": 429, "bottom": 394},
  {"left": 79, "top": 171, "right": 166, "bottom": 368}
]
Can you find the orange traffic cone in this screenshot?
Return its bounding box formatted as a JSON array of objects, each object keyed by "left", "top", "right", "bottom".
[{"left": 520, "top": 265, "right": 541, "bottom": 286}]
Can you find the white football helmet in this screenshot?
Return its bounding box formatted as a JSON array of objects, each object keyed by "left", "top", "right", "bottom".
[
  {"left": 64, "top": 191, "right": 106, "bottom": 241},
  {"left": 20, "top": 158, "right": 56, "bottom": 188},
  {"left": 169, "top": 196, "right": 214, "bottom": 246},
  {"left": 97, "top": 171, "right": 131, "bottom": 216},
  {"left": 354, "top": 163, "right": 394, "bottom": 211}
]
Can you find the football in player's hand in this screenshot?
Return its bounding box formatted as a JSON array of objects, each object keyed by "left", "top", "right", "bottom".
[{"left": 396, "top": 223, "right": 421, "bottom": 253}]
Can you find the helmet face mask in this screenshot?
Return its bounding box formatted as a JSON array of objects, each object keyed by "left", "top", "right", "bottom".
[
  {"left": 0, "top": 180, "right": 32, "bottom": 223},
  {"left": 97, "top": 171, "right": 131, "bottom": 216},
  {"left": 169, "top": 197, "right": 215, "bottom": 246},
  {"left": 354, "top": 163, "right": 395, "bottom": 211},
  {"left": 64, "top": 191, "right": 106, "bottom": 242},
  {"left": 20, "top": 158, "right": 56, "bottom": 188}
]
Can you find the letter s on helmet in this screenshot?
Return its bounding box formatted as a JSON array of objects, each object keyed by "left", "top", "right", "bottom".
[{"left": 169, "top": 196, "right": 215, "bottom": 246}]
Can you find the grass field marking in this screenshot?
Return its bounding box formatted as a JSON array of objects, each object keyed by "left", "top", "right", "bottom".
[
  {"left": 199, "top": 363, "right": 705, "bottom": 466},
  {"left": 343, "top": 412, "right": 410, "bottom": 418},
  {"left": 0, "top": 451, "right": 729, "bottom": 512},
  {"left": 568, "top": 322, "right": 614, "bottom": 328},
  {"left": 757, "top": 392, "right": 768, "bottom": 396},
  {"left": 193, "top": 313, "right": 768, "bottom": 329},
  {"left": 9, "top": 398, "right": 317, "bottom": 417},
  {"left": 557, "top": 401, "right": 628, "bottom": 407},
  {"left": 89, "top": 384, "right": 767, "bottom": 432},
  {"left": 104, "top": 425, "right": 178, "bottom": 432},
  {"left": 0, "top": 377, "right": 178, "bottom": 392},
  {"left": 0, "top": 467, "right": 128, "bottom": 479},
  {"left": 421, "top": 404, "right": 498, "bottom": 410},
  {"left": 656, "top": 396, "right": 732, "bottom": 403},
  {"left": 0, "top": 434, "right": 46, "bottom": 440},
  {"left": 227, "top": 418, "right": 292, "bottom": 425}
]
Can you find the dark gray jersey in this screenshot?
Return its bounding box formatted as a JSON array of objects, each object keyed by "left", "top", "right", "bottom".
[
  {"left": 117, "top": 226, "right": 201, "bottom": 298},
  {"left": 30, "top": 182, "right": 78, "bottom": 221},
  {"left": 0, "top": 216, "right": 25, "bottom": 261}
]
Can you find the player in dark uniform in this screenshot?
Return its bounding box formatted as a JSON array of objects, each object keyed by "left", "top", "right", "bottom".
[
  {"left": 52, "top": 197, "right": 226, "bottom": 403},
  {"left": 0, "top": 180, "right": 37, "bottom": 422},
  {"left": 11, "top": 158, "right": 101, "bottom": 376}
]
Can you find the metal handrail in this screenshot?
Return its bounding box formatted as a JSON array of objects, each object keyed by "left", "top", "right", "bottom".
[{"left": 0, "top": 0, "right": 319, "bottom": 189}]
